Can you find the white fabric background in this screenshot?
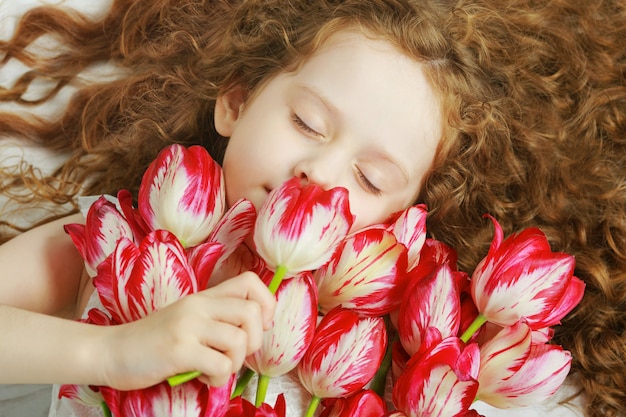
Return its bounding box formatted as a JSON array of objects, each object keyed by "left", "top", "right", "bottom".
[{"left": 0, "top": 0, "right": 585, "bottom": 416}]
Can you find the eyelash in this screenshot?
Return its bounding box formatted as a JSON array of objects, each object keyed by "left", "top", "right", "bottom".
[
  {"left": 357, "top": 168, "right": 382, "bottom": 196},
  {"left": 291, "top": 114, "right": 320, "bottom": 136},
  {"left": 292, "top": 113, "right": 381, "bottom": 196}
]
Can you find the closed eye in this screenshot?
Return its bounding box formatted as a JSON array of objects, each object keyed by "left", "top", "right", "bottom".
[
  {"left": 291, "top": 113, "right": 322, "bottom": 137},
  {"left": 356, "top": 168, "right": 382, "bottom": 196}
]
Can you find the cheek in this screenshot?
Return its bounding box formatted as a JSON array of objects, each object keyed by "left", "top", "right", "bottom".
[
  {"left": 348, "top": 196, "right": 388, "bottom": 231},
  {"left": 348, "top": 193, "right": 417, "bottom": 232}
]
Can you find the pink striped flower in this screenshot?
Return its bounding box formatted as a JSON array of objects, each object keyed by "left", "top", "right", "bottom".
[
  {"left": 64, "top": 196, "right": 134, "bottom": 277},
  {"left": 100, "top": 375, "right": 233, "bottom": 417},
  {"left": 205, "top": 198, "right": 256, "bottom": 277},
  {"left": 298, "top": 307, "right": 386, "bottom": 415},
  {"left": 397, "top": 264, "right": 461, "bottom": 357},
  {"left": 319, "top": 390, "right": 387, "bottom": 417},
  {"left": 245, "top": 273, "right": 318, "bottom": 405},
  {"left": 476, "top": 320, "right": 572, "bottom": 408},
  {"left": 94, "top": 229, "right": 223, "bottom": 323},
  {"left": 392, "top": 337, "right": 480, "bottom": 417},
  {"left": 226, "top": 393, "right": 286, "bottom": 417},
  {"left": 315, "top": 228, "right": 408, "bottom": 316},
  {"left": 385, "top": 410, "right": 482, "bottom": 417},
  {"left": 471, "top": 216, "right": 585, "bottom": 329},
  {"left": 253, "top": 177, "right": 353, "bottom": 285},
  {"left": 387, "top": 204, "right": 428, "bottom": 271},
  {"left": 138, "top": 144, "right": 225, "bottom": 248}
]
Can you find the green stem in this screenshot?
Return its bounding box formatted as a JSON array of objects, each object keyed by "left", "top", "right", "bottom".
[
  {"left": 460, "top": 313, "right": 488, "bottom": 343},
  {"left": 267, "top": 264, "right": 288, "bottom": 295},
  {"left": 101, "top": 402, "right": 112, "bottom": 417},
  {"left": 167, "top": 370, "right": 201, "bottom": 386},
  {"left": 370, "top": 324, "right": 395, "bottom": 397},
  {"left": 304, "top": 396, "right": 321, "bottom": 417},
  {"left": 232, "top": 368, "right": 256, "bottom": 398},
  {"left": 255, "top": 374, "right": 271, "bottom": 407}
]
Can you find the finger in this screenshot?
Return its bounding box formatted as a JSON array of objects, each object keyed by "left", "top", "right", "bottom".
[
  {"left": 203, "top": 272, "right": 277, "bottom": 329},
  {"left": 198, "top": 318, "right": 249, "bottom": 373},
  {"left": 182, "top": 344, "right": 234, "bottom": 387},
  {"left": 205, "top": 297, "right": 265, "bottom": 355}
]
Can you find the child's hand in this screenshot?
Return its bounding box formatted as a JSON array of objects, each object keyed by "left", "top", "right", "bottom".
[{"left": 98, "top": 271, "right": 276, "bottom": 390}]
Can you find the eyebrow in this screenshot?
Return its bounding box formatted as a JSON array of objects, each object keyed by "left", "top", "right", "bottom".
[{"left": 296, "top": 83, "right": 411, "bottom": 187}]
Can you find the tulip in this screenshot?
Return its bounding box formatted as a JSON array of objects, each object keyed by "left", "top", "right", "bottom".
[
  {"left": 387, "top": 204, "right": 428, "bottom": 271},
  {"left": 476, "top": 320, "right": 572, "bottom": 408},
  {"left": 138, "top": 144, "right": 225, "bottom": 248},
  {"left": 100, "top": 376, "right": 233, "bottom": 417},
  {"left": 245, "top": 273, "right": 318, "bottom": 406},
  {"left": 315, "top": 228, "right": 408, "bottom": 316},
  {"left": 466, "top": 216, "right": 585, "bottom": 338},
  {"left": 298, "top": 307, "right": 387, "bottom": 417},
  {"left": 319, "top": 390, "right": 386, "bottom": 417},
  {"left": 253, "top": 177, "right": 353, "bottom": 293},
  {"left": 392, "top": 337, "right": 480, "bottom": 417},
  {"left": 64, "top": 196, "right": 134, "bottom": 277},
  {"left": 226, "top": 394, "right": 286, "bottom": 417},
  {"left": 397, "top": 264, "right": 461, "bottom": 357},
  {"left": 94, "top": 229, "right": 222, "bottom": 323},
  {"left": 206, "top": 198, "right": 256, "bottom": 276},
  {"left": 384, "top": 411, "right": 482, "bottom": 417}
]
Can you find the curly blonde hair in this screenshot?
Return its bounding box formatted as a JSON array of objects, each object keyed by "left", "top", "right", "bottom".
[{"left": 0, "top": 0, "right": 624, "bottom": 415}]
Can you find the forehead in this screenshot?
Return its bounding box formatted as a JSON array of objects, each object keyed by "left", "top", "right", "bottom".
[{"left": 288, "top": 31, "right": 443, "bottom": 184}]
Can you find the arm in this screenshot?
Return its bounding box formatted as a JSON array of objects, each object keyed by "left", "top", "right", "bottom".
[
  {"left": 0, "top": 213, "right": 86, "bottom": 317},
  {"left": 0, "top": 273, "right": 275, "bottom": 388},
  {"left": 0, "top": 215, "right": 276, "bottom": 388}
]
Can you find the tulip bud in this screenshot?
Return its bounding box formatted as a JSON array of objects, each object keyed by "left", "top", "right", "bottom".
[
  {"left": 470, "top": 215, "right": 585, "bottom": 329},
  {"left": 138, "top": 144, "right": 225, "bottom": 248},
  {"left": 254, "top": 177, "right": 353, "bottom": 277}
]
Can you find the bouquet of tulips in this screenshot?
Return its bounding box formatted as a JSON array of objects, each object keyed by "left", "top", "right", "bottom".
[{"left": 60, "top": 144, "right": 585, "bottom": 417}]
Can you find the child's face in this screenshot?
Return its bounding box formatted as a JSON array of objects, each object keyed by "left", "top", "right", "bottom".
[{"left": 216, "top": 31, "right": 442, "bottom": 231}]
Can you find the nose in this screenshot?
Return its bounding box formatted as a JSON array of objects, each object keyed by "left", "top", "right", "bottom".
[{"left": 293, "top": 153, "right": 339, "bottom": 190}]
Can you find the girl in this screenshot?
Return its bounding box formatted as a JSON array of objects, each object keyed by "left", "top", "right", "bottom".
[{"left": 0, "top": 1, "right": 624, "bottom": 417}]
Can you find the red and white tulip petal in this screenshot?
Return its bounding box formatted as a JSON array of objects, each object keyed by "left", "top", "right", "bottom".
[
  {"left": 138, "top": 144, "right": 225, "bottom": 248},
  {"left": 531, "top": 274, "right": 585, "bottom": 328},
  {"left": 127, "top": 230, "right": 199, "bottom": 317},
  {"left": 478, "top": 342, "right": 571, "bottom": 408},
  {"left": 204, "top": 374, "right": 236, "bottom": 417},
  {"left": 392, "top": 338, "right": 479, "bottom": 417},
  {"left": 320, "top": 389, "right": 387, "bottom": 417},
  {"left": 397, "top": 264, "right": 461, "bottom": 356},
  {"left": 101, "top": 379, "right": 225, "bottom": 417},
  {"left": 94, "top": 237, "right": 140, "bottom": 323},
  {"left": 245, "top": 273, "right": 318, "bottom": 377},
  {"left": 208, "top": 198, "right": 256, "bottom": 272},
  {"left": 389, "top": 204, "right": 428, "bottom": 271},
  {"left": 471, "top": 216, "right": 584, "bottom": 328},
  {"left": 209, "top": 244, "right": 265, "bottom": 288},
  {"left": 226, "top": 393, "right": 286, "bottom": 417},
  {"left": 58, "top": 384, "right": 103, "bottom": 407},
  {"left": 477, "top": 320, "right": 532, "bottom": 387},
  {"left": 315, "top": 229, "right": 408, "bottom": 316},
  {"left": 531, "top": 326, "right": 555, "bottom": 344},
  {"left": 254, "top": 177, "right": 353, "bottom": 274},
  {"left": 64, "top": 196, "right": 134, "bottom": 277},
  {"left": 477, "top": 321, "right": 571, "bottom": 408},
  {"left": 116, "top": 189, "right": 150, "bottom": 242},
  {"left": 298, "top": 307, "right": 387, "bottom": 399},
  {"left": 186, "top": 241, "right": 225, "bottom": 290}
]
